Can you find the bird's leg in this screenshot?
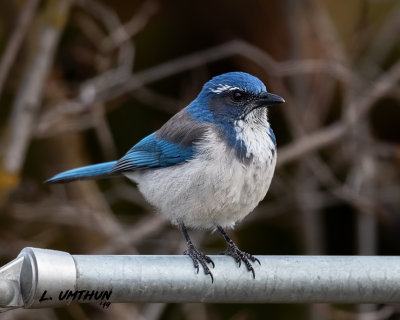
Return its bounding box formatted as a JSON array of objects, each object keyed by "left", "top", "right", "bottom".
[
  {"left": 217, "top": 225, "right": 260, "bottom": 278},
  {"left": 179, "top": 222, "right": 215, "bottom": 282}
]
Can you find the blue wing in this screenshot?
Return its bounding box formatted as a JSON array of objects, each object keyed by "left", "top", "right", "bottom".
[
  {"left": 110, "top": 132, "right": 195, "bottom": 174},
  {"left": 110, "top": 108, "right": 210, "bottom": 174},
  {"left": 46, "top": 109, "right": 208, "bottom": 182}
]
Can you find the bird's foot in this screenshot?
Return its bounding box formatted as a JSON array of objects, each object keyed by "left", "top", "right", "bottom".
[
  {"left": 184, "top": 242, "right": 215, "bottom": 282},
  {"left": 221, "top": 242, "right": 260, "bottom": 278}
]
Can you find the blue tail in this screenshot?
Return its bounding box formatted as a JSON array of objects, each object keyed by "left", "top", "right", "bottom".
[{"left": 45, "top": 161, "right": 118, "bottom": 183}]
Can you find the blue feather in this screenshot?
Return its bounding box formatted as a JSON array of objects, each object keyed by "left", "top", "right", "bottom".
[
  {"left": 110, "top": 133, "right": 194, "bottom": 174},
  {"left": 46, "top": 161, "right": 117, "bottom": 183},
  {"left": 268, "top": 127, "right": 276, "bottom": 146}
]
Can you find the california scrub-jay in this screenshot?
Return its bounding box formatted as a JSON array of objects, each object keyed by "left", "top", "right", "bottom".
[{"left": 46, "top": 72, "right": 285, "bottom": 282}]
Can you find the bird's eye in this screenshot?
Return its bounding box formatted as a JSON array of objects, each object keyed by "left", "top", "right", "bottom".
[{"left": 231, "top": 90, "right": 244, "bottom": 102}]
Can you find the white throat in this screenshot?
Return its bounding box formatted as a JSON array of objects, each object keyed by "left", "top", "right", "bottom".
[{"left": 233, "top": 109, "right": 275, "bottom": 162}]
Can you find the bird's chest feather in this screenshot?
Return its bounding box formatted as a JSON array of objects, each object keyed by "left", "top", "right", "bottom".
[
  {"left": 182, "top": 127, "right": 276, "bottom": 227},
  {"left": 127, "top": 127, "right": 276, "bottom": 229},
  {"left": 233, "top": 119, "right": 276, "bottom": 164},
  {"left": 208, "top": 126, "right": 276, "bottom": 204}
]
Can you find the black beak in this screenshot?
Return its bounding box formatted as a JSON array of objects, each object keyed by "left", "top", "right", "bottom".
[{"left": 256, "top": 92, "right": 285, "bottom": 107}]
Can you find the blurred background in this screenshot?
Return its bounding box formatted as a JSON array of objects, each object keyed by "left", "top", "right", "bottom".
[{"left": 1, "top": 0, "right": 400, "bottom": 319}]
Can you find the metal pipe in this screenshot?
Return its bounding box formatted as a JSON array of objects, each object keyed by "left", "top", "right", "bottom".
[{"left": 1, "top": 247, "right": 400, "bottom": 312}]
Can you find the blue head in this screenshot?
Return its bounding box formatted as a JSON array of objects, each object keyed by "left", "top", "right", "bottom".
[
  {"left": 187, "top": 72, "right": 284, "bottom": 125},
  {"left": 185, "top": 72, "right": 284, "bottom": 160}
]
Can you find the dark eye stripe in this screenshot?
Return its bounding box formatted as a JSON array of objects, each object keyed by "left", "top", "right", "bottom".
[
  {"left": 232, "top": 91, "right": 243, "bottom": 101},
  {"left": 230, "top": 89, "right": 252, "bottom": 103}
]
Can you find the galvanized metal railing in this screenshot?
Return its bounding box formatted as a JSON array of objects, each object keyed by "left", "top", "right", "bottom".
[{"left": 1, "top": 247, "right": 400, "bottom": 312}]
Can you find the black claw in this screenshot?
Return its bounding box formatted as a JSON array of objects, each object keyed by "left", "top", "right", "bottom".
[
  {"left": 217, "top": 225, "right": 260, "bottom": 279},
  {"left": 224, "top": 244, "right": 261, "bottom": 279},
  {"left": 209, "top": 271, "right": 214, "bottom": 283},
  {"left": 180, "top": 223, "right": 215, "bottom": 282},
  {"left": 221, "top": 244, "right": 259, "bottom": 278},
  {"left": 209, "top": 258, "right": 215, "bottom": 269},
  {"left": 184, "top": 243, "right": 215, "bottom": 282}
]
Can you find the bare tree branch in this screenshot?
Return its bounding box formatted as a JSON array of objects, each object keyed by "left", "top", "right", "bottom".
[
  {"left": 278, "top": 59, "right": 400, "bottom": 167},
  {"left": 101, "top": 0, "right": 159, "bottom": 52},
  {"left": 3, "top": 0, "right": 73, "bottom": 174},
  {"left": 0, "top": 0, "right": 40, "bottom": 98}
]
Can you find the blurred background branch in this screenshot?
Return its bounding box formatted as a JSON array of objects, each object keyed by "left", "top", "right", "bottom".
[
  {"left": 0, "top": 0, "right": 40, "bottom": 98},
  {"left": 0, "top": 0, "right": 399, "bottom": 319}
]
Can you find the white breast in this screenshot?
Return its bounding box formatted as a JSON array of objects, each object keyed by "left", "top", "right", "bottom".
[
  {"left": 234, "top": 110, "right": 276, "bottom": 162},
  {"left": 126, "top": 127, "right": 276, "bottom": 230}
]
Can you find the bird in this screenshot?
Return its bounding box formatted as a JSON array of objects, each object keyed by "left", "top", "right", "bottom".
[{"left": 46, "top": 72, "right": 285, "bottom": 282}]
